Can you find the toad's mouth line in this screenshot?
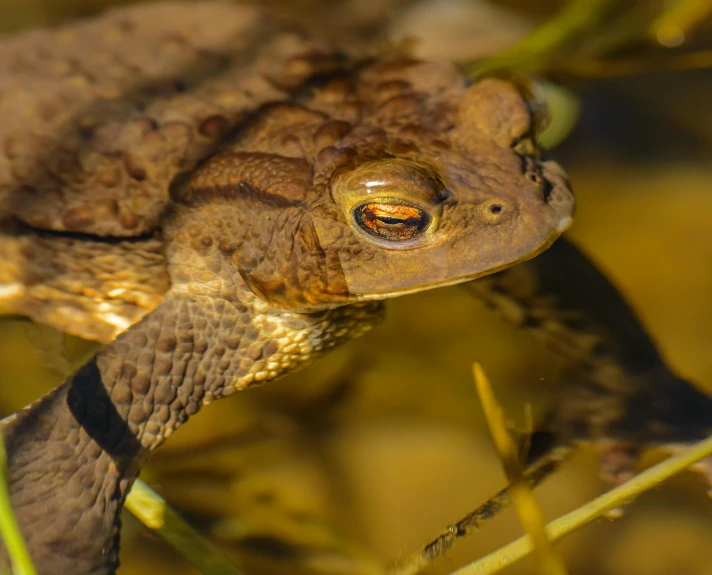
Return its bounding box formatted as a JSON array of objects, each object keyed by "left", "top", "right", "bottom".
[
  {"left": 351, "top": 257, "right": 537, "bottom": 302},
  {"left": 350, "top": 216, "right": 572, "bottom": 302}
]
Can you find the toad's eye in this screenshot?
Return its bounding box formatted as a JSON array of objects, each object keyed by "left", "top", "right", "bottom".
[{"left": 353, "top": 200, "right": 431, "bottom": 241}]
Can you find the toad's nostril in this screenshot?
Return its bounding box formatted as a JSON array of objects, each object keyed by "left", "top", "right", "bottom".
[{"left": 488, "top": 203, "right": 503, "bottom": 215}]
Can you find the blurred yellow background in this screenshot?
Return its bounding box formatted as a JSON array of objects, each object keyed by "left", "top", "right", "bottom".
[{"left": 1, "top": 1, "right": 712, "bottom": 574}]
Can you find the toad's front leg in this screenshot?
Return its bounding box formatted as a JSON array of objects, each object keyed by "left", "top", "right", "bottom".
[
  {"left": 0, "top": 288, "right": 382, "bottom": 574},
  {"left": 467, "top": 237, "right": 712, "bottom": 484}
]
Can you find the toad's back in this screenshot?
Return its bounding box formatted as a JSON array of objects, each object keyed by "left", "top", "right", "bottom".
[
  {"left": 0, "top": 1, "right": 338, "bottom": 236},
  {"left": 0, "top": 1, "right": 341, "bottom": 340}
]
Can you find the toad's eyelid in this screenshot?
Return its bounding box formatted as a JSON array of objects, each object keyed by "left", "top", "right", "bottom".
[
  {"left": 333, "top": 159, "right": 444, "bottom": 207},
  {"left": 361, "top": 177, "right": 434, "bottom": 198},
  {"left": 364, "top": 179, "right": 386, "bottom": 189}
]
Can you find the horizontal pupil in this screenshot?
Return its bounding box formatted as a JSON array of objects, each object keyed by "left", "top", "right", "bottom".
[{"left": 376, "top": 215, "right": 408, "bottom": 225}]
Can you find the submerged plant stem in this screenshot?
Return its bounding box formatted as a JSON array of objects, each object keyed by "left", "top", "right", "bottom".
[
  {"left": 390, "top": 454, "right": 565, "bottom": 575},
  {"left": 450, "top": 433, "right": 712, "bottom": 575}
]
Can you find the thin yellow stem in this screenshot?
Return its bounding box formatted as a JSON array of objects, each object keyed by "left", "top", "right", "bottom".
[
  {"left": 473, "top": 364, "right": 567, "bottom": 575},
  {"left": 449, "top": 433, "right": 712, "bottom": 575},
  {"left": 126, "top": 479, "right": 244, "bottom": 575}
]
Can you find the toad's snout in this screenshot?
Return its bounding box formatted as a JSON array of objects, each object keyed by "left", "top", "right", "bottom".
[{"left": 542, "top": 160, "right": 576, "bottom": 232}]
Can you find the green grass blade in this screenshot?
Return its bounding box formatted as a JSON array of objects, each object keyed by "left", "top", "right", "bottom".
[{"left": 0, "top": 434, "right": 36, "bottom": 575}]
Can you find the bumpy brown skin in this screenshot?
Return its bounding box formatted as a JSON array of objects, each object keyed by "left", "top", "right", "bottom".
[
  {"left": 0, "top": 1, "right": 339, "bottom": 237},
  {"left": 0, "top": 220, "right": 169, "bottom": 340},
  {"left": 2, "top": 291, "right": 383, "bottom": 574},
  {"left": 0, "top": 1, "right": 341, "bottom": 340},
  {"left": 0, "top": 3, "right": 575, "bottom": 573}
]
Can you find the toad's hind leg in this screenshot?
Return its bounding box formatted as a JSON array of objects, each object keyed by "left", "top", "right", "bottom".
[
  {"left": 0, "top": 220, "right": 169, "bottom": 343},
  {"left": 466, "top": 237, "right": 712, "bottom": 487}
]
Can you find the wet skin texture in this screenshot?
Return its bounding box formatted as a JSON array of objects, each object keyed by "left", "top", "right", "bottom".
[{"left": 0, "top": 2, "right": 710, "bottom": 573}]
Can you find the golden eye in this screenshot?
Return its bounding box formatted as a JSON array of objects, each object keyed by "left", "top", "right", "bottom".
[{"left": 353, "top": 199, "right": 431, "bottom": 241}]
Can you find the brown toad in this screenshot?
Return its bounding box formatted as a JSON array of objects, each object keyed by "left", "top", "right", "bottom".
[
  {"left": 0, "top": 2, "right": 573, "bottom": 572},
  {"left": 1, "top": 3, "right": 710, "bottom": 574}
]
